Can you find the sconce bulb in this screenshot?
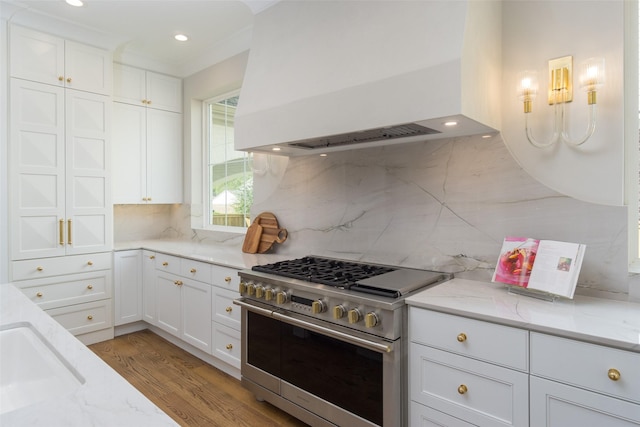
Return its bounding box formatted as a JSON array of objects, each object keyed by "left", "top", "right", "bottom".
[
  {"left": 517, "top": 70, "right": 539, "bottom": 102},
  {"left": 579, "top": 57, "right": 605, "bottom": 91}
]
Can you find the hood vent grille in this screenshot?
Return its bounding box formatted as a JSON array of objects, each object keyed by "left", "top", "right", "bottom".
[{"left": 287, "top": 123, "right": 440, "bottom": 150}]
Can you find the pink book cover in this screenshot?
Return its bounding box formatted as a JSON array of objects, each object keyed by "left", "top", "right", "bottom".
[{"left": 492, "top": 237, "right": 540, "bottom": 287}]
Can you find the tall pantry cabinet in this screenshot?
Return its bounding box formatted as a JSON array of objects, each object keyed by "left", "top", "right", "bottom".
[{"left": 8, "top": 25, "right": 114, "bottom": 345}]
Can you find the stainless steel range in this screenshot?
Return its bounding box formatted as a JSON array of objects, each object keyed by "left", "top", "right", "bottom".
[{"left": 234, "top": 256, "right": 451, "bottom": 427}]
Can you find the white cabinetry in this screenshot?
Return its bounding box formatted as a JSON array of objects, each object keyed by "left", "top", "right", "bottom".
[
  {"left": 211, "top": 265, "right": 241, "bottom": 369},
  {"left": 409, "top": 308, "right": 529, "bottom": 427},
  {"left": 155, "top": 254, "right": 212, "bottom": 353},
  {"left": 11, "top": 252, "right": 113, "bottom": 345},
  {"left": 113, "top": 250, "right": 142, "bottom": 325},
  {"left": 112, "top": 64, "right": 182, "bottom": 204},
  {"left": 142, "top": 250, "right": 157, "bottom": 324},
  {"left": 530, "top": 333, "right": 640, "bottom": 427}
]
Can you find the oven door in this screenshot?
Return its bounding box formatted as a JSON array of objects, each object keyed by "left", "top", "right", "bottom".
[{"left": 235, "top": 299, "right": 403, "bottom": 427}]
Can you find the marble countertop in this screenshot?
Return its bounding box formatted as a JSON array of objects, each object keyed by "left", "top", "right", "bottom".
[
  {"left": 406, "top": 278, "right": 640, "bottom": 352},
  {"left": 114, "top": 239, "right": 290, "bottom": 270},
  {"left": 0, "top": 283, "right": 179, "bottom": 426}
]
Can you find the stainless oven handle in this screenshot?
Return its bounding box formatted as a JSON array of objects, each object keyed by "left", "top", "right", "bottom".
[{"left": 234, "top": 299, "right": 393, "bottom": 354}]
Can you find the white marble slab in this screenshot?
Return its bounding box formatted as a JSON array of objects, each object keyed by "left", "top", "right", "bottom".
[
  {"left": 406, "top": 278, "right": 640, "bottom": 352},
  {"left": 0, "top": 284, "right": 179, "bottom": 426}
]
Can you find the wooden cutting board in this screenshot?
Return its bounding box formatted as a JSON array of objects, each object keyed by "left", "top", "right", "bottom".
[{"left": 242, "top": 212, "right": 288, "bottom": 254}]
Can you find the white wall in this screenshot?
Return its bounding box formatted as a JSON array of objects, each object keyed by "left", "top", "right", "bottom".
[{"left": 1, "top": 17, "right": 8, "bottom": 283}]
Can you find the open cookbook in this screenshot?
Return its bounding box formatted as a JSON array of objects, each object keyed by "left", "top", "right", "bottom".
[{"left": 491, "top": 236, "right": 586, "bottom": 299}]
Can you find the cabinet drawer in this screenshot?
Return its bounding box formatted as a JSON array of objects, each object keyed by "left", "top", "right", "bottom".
[
  {"left": 212, "top": 287, "right": 240, "bottom": 329},
  {"left": 181, "top": 258, "right": 212, "bottom": 284},
  {"left": 155, "top": 253, "right": 181, "bottom": 275},
  {"left": 409, "top": 308, "right": 528, "bottom": 371},
  {"left": 410, "top": 343, "right": 529, "bottom": 427},
  {"left": 16, "top": 270, "right": 111, "bottom": 310},
  {"left": 410, "top": 401, "right": 475, "bottom": 427},
  {"left": 47, "top": 300, "right": 113, "bottom": 336},
  {"left": 531, "top": 333, "right": 640, "bottom": 403},
  {"left": 11, "top": 252, "right": 112, "bottom": 281},
  {"left": 212, "top": 322, "right": 241, "bottom": 369},
  {"left": 211, "top": 264, "right": 239, "bottom": 290}
]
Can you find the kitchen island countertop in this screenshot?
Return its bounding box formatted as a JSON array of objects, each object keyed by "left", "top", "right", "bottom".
[
  {"left": 0, "top": 283, "right": 179, "bottom": 426},
  {"left": 406, "top": 278, "right": 640, "bottom": 352}
]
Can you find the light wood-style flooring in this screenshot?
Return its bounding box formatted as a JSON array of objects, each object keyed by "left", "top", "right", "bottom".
[{"left": 89, "top": 330, "right": 309, "bottom": 427}]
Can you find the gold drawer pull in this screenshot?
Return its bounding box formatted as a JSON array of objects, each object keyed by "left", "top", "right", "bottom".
[
  {"left": 150, "top": 255, "right": 155, "bottom": 259},
  {"left": 87, "top": 315, "right": 93, "bottom": 320},
  {"left": 457, "top": 333, "right": 467, "bottom": 342},
  {"left": 174, "top": 280, "right": 183, "bottom": 286},
  {"left": 225, "top": 306, "right": 233, "bottom": 313},
  {"left": 162, "top": 262, "right": 169, "bottom": 266},
  {"left": 225, "top": 276, "right": 232, "bottom": 283},
  {"left": 36, "top": 266, "right": 44, "bottom": 272},
  {"left": 226, "top": 344, "right": 233, "bottom": 350},
  {"left": 36, "top": 292, "right": 43, "bottom": 298},
  {"left": 66, "top": 77, "right": 72, "bottom": 83},
  {"left": 87, "top": 284, "right": 93, "bottom": 290},
  {"left": 59, "top": 219, "right": 65, "bottom": 245},
  {"left": 608, "top": 368, "right": 621, "bottom": 381},
  {"left": 457, "top": 384, "right": 468, "bottom": 395},
  {"left": 58, "top": 76, "right": 64, "bottom": 81},
  {"left": 87, "top": 261, "right": 93, "bottom": 266},
  {"left": 67, "top": 219, "right": 72, "bottom": 245},
  {"left": 190, "top": 268, "right": 197, "bottom": 273}
]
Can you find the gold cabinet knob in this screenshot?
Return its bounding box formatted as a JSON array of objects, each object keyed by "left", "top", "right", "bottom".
[
  {"left": 87, "top": 284, "right": 93, "bottom": 290},
  {"left": 226, "top": 344, "right": 233, "bottom": 350},
  {"left": 36, "top": 292, "right": 43, "bottom": 298},
  {"left": 238, "top": 281, "right": 247, "bottom": 294},
  {"left": 365, "top": 312, "right": 379, "bottom": 328},
  {"left": 458, "top": 384, "right": 468, "bottom": 395},
  {"left": 333, "top": 305, "right": 346, "bottom": 319},
  {"left": 225, "top": 306, "right": 233, "bottom": 313},
  {"left": 174, "top": 280, "right": 183, "bottom": 286},
  {"left": 348, "top": 308, "right": 361, "bottom": 324},
  {"left": 457, "top": 333, "right": 467, "bottom": 342},
  {"left": 608, "top": 368, "right": 621, "bottom": 381},
  {"left": 66, "top": 77, "right": 72, "bottom": 83},
  {"left": 150, "top": 255, "right": 155, "bottom": 259},
  {"left": 276, "top": 291, "right": 288, "bottom": 304},
  {"left": 58, "top": 76, "right": 64, "bottom": 81},
  {"left": 87, "top": 261, "right": 93, "bottom": 266},
  {"left": 162, "top": 261, "right": 169, "bottom": 266},
  {"left": 190, "top": 268, "right": 197, "bottom": 273},
  {"left": 36, "top": 266, "right": 44, "bottom": 271},
  {"left": 225, "top": 276, "right": 232, "bottom": 283},
  {"left": 87, "top": 315, "right": 93, "bottom": 320},
  {"left": 146, "top": 100, "right": 152, "bottom": 105},
  {"left": 311, "top": 300, "right": 326, "bottom": 314}
]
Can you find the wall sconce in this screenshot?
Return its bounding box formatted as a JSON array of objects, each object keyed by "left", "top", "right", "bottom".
[{"left": 517, "top": 56, "right": 605, "bottom": 148}]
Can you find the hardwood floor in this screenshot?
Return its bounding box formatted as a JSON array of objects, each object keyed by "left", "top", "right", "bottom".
[{"left": 89, "top": 330, "right": 309, "bottom": 427}]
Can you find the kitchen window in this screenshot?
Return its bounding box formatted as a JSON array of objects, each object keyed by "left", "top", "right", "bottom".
[{"left": 204, "top": 92, "right": 252, "bottom": 230}]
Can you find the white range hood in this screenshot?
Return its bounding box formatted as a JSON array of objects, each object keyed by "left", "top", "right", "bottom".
[{"left": 235, "top": 0, "right": 502, "bottom": 156}]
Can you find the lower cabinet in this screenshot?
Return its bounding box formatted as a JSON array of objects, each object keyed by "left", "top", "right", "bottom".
[
  {"left": 113, "top": 250, "right": 142, "bottom": 325},
  {"left": 211, "top": 266, "right": 242, "bottom": 369},
  {"left": 409, "top": 308, "right": 640, "bottom": 427}
]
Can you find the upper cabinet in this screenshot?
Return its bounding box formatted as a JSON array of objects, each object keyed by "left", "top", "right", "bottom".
[
  {"left": 10, "top": 25, "right": 112, "bottom": 96},
  {"left": 113, "top": 63, "right": 182, "bottom": 113}
]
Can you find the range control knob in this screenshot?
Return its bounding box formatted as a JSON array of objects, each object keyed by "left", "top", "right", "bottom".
[
  {"left": 238, "top": 281, "right": 247, "bottom": 295},
  {"left": 333, "top": 305, "right": 346, "bottom": 319},
  {"left": 265, "top": 288, "right": 274, "bottom": 301},
  {"left": 255, "top": 285, "right": 265, "bottom": 299},
  {"left": 247, "top": 284, "right": 256, "bottom": 296},
  {"left": 348, "top": 308, "right": 362, "bottom": 324},
  {"left": 365, "top": 312, "right": 380, "bottom": 328},
  {"left": 276, "top": 291, "right": 288, "bottom": 304},
  {"left": 311, "top": 300, "right": 327, "bottom": 314}
]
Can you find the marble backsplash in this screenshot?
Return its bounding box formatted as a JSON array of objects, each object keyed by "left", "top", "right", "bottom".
[{"left": 115, "top": 133, "right": 636, "bottom": 300}]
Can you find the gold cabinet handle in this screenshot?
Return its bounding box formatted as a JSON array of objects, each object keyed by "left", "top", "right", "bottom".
[
  {"left": 36, "top": 266, "right": 43, "bottom": 272},
  {"left": 225, "top": 306, "right": 233, "bottom": 313},
  {"left": 87, "top": 261, "right": 93, "bottom": 266},
  {"left": 457, "top": 384, "right": 468, "bottom": 394},
  {"left": 58, "top": 76, "right": 64, "bottom": 82},
  {"left": 190, "top": 268, "right": 197, "bottom": 273},
  {"left": 457, "top": 333, "right": 467, "bottom": 342},
  {"left": 87, "top": 284, "right": 93, "bottom": 290},
  {"left": 225, "top": 276, "right": 232, "bottom": 283},
  {"left": 66, "top": 77, "right": 72, "bottom": 83},
  {"left": 36, "top": 292, "right": 43, "bottom": 297},
  {"left": 608, "top": 368, "right": 621, "bottom": 381},
  {"left": 162, "top": 261, "right": 169, "bottom": 266},
  {"left": 87, "top": 315, "right": 93, "bottom": 320},
  {"left": 174, "top": 280, "right": 183, "bottom": 286},
  {"left": 226, "top": 344, "right": 233, "bottom": 350},
  {"left": 67, "top": 219, "right": 72, "bottom": 245},
  {"left": 59, "top": 219, "right": 65, "bottom": 245},
  {"left": 146, "top": 100, "right": 151, "bottom": 105},
  {"left": 141, "top": 100, "right": 147, "bottom": 104},
  {"left": 150, "top": 255, "right": 155, "bottom": 259}
]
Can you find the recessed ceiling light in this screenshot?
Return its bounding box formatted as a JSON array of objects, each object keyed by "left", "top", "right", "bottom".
[
  {"left": 174, "top": 34, "right": 189, "bottom": 42},
  {"left": 66, "top": 0, "right": 83, "bottom": 6},
  {"left": 271, "top": 147, "right": 281, "bottom": 151}
]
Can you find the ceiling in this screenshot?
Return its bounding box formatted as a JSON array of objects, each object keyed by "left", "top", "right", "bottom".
[{"left": 1, "top": 0, "right": 279, "bottom": 77}]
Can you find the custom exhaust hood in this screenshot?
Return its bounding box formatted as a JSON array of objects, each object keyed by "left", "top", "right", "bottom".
[{"left": 235, "top": 0, "right": 502, "bottom": 156}]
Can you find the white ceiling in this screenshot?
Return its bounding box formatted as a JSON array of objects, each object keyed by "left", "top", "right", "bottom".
[{"left": 1, "top": 0, "right": 278, "bottom": 77}]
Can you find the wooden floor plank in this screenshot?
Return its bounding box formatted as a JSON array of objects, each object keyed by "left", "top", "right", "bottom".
[{"left": 89, "top": 330, "right": 308, "bottom": 427}]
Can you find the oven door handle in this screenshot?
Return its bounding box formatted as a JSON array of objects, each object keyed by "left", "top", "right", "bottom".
[{"left": 234, "top": 298, "right": 393, "bottom": 354}]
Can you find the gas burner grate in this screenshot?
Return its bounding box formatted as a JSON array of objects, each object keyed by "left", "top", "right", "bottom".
[{"left": 252, "top": 256, "right": 395, "bottom": 288}]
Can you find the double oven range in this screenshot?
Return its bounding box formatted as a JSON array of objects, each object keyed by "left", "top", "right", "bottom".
[{"left": 234, "top": 256, "right": 451, "bottom": 427}]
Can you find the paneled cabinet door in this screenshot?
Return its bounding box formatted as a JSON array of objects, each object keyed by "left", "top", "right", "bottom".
[
  {"left": 181, "top": 278, "right": 212, "bottom": 353},
  {"left": 113, "top": 63, "right": 181, "bottom": 112},
  {"left": 142, "top": 251, "right": 157, "bottom": 325},
  {"left": 114, "top": 250, "right": 142, "bottom": 325},
  {"left": 156, "top": 272, "right": 181, "bottom": 336},
  {"left": 146, "top": 108, "right": 182, "bottom": 204}
]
